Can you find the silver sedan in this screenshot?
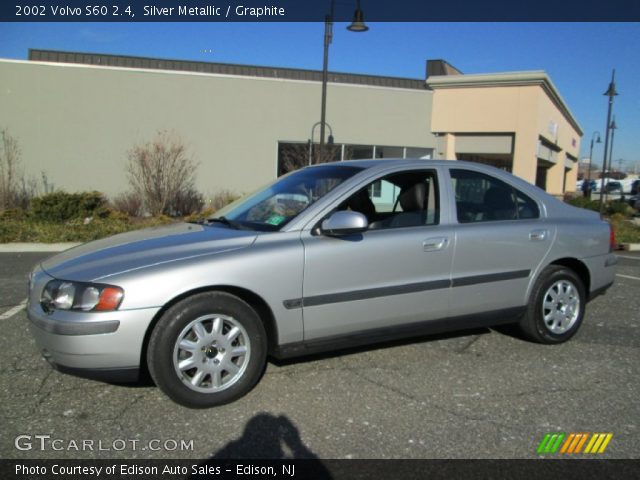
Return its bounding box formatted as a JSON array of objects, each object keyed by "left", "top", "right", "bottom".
[{"left": 27, "top": 160, "right": 617, "bottom": 408}]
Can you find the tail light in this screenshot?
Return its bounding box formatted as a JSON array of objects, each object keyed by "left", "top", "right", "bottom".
[{"left": 609, "top": 223, "right": 616, "bottom": 252}]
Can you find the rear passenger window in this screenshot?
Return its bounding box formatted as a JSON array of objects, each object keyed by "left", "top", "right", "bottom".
[{"left": 450, "top": 169, "right": 539, "bottom": 223}]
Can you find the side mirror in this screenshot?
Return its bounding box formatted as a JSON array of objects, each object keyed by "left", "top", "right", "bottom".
[{"left": 321, "top": 211, "right": 368, "bottom": 236}]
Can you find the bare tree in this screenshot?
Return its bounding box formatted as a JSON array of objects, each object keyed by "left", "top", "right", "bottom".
[
  {"left": 279, "top": 143, "right": 309, "bottom": 175},
  {"left": 126, "top": 131, "right": 199, "bottom": 216},
  {"left": 0, "top": 128, "right": 22, "bottom": 210},
  {"left": 312, "top": 143, "right": 341, "bottom": 165},
  {"left": 278, "top": 142, "right": 342, "bottom": 176}
]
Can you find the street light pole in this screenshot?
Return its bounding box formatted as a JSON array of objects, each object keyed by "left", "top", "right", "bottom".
[
  {"left": 317, "top": 0, "right": 368, "bottom": 165},
  {"left": 318, "top": 0, "right": 334, "bottom": 165},
  {"left": 598, "top": 70, "right": 618, "bottom": 214},
  {"left": 603, "top": 117, "right": 617, "bottom": 205},
  {"left": 586, "top": 131, "right": 601, "bottom": 197},
  {"left": 608, "top": 117, "right": 617, "bottom": 173},
  {"left": 309, "top": 121, "right": 334, "bottom": 165}
]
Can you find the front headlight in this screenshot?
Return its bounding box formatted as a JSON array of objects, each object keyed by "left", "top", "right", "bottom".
[{"left": 41, "top": 280, "right": 124, "bottom": 313}]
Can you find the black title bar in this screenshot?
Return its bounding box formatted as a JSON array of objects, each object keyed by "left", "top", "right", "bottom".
[
  {"left": 2, "top": 459, "right": 640, "bottom": 480},
  {"left": 2, "top": 0, "right": 640, "bottom": 22}
]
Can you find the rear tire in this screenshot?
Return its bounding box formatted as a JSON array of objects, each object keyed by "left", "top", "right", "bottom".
[
  {"left": 519, "top": 265, "right": 586, "bottom": 344},
  {"left": 147, "top": 292, "right": 267, "bottom": 408}
]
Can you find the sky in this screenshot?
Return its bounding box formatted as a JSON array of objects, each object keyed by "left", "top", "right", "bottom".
[{"left": 1, "top": 22, "right": 639, "bottom": 171}]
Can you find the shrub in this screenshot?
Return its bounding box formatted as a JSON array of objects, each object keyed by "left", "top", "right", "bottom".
[
  {"left": 112, "top": 191, "right": 143, "bottom": 217},
  {"left": 126, "top": 131, "right": 199, "bottom": 216},
  {"left": 185, "top": 207, "right": 215, "bottom": 223},
  {"left": 0, "top": 208, "right": 26, "bottom": 220},
  {"left": 566, "top": 196, "right": 600, "bottom": 212},
  {"left": 606, "top": 201, "right": 632, "bottom": 217},
  {"left": 31, "top": 191, "right": 108, "bottom": 221},
  {"left": 207, "top": 190, "right": 240, "bottom": 212},
  {"left": 0, "top": 128, "right": 23, "bottom": 210},
  {"left": 171, "top": 186, "right": 204, "bottom": 216}
]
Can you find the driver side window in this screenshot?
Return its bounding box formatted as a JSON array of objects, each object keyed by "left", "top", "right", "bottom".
[{"left": 340, "top": 170, "right": 440, "bottom": 230}]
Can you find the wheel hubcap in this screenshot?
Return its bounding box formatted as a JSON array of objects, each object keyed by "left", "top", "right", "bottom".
[
  {"left": 173, "top": 314, "right": 250, "bottom": 393},
  {"left": 541, "top": 280, "right": 580, "bottom": 334}
]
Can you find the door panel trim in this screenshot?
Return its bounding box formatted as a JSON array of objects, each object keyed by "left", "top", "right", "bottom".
[
  {"left": 283, "top": 269, "right": 530, "bottom": 309},
  {"left": 450, "top": 269, "right": 530, "bottom": 287}
]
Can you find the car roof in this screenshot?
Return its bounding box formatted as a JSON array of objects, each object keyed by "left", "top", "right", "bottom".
[
  {"left": 307, "top": 158, "right": 542, "bottom": 189},
  {"left": 310, "top": 158, "right": 490, "bottom": 171}
]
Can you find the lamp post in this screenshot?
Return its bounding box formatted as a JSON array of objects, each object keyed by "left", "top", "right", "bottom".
[
  {"left": 603, "top": 117, "right": 618, "bottom": 205},
  {"left": 586, "top": 131, "right": 601, "bottom": 197},
  {"left": 309, "top": 121, "right": 334, "bottom": 165},
  {"left": 608, "top": 117, "right": 617, "bottom": 173},
  {"left": 317, "top": 0, "right": 368, "bottom": 164},
  {"left": 598, "top": 70, "right": 618, "bottom": 214}
]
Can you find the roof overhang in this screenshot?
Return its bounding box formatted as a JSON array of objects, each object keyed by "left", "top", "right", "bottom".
[{"left": 426, "top": 71, "right": 583, "bottom": 136}]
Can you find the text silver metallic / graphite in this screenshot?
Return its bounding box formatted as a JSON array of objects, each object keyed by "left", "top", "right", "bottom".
[{"left": 143, "top": 5, "right": 286, "bottom": 18}]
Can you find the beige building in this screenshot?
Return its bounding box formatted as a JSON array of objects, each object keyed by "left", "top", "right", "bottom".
[
  {"left": 428, "top": 68, "right": 583, "bottom": 195},
  {"left": 0, "top": 50, "right": 581, "bottom": 200}
]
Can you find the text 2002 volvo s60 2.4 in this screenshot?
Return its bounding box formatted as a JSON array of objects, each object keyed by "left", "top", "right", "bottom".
[{"left": 27, "top": 160, "right": 617, "bottom": 408}]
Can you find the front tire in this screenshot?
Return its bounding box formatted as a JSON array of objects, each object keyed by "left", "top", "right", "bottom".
[
  {"left": 519, "top": 265, "right": 586, "bottom": 344},
  {"left": 147, "top": 292, "right": 267, "bottom": 408}
]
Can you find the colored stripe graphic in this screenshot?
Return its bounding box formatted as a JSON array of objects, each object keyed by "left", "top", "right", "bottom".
[
  {"left": 537, "top": 433, "right": 565, "bottom": 454},
  {"left": 584, "top": 433, "right": 613, "bottom": 454},
  {"left": 538, "top": 433, "right": 613, "bottom": 455},
  {"left": 560, "top": 433, "right": 588, "bottom": 454}
]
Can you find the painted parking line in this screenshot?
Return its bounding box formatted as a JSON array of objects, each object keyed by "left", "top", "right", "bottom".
[
  {"left": 616, "top": 274, "right": 640, "bottom": 281},
  {"left": 0, "top": 299, "right": 27, "bottom": 320}
]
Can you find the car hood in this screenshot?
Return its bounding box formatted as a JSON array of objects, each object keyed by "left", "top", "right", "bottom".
[{"left": 40, "top": 223, "right": 258, "bottom": 282}]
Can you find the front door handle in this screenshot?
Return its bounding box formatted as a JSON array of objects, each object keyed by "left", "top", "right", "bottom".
[
  {"left": 529, "top": 229, "right": 548, "bottom": 241},
  {"left": 423, "top": 237, "right": 448, "bottom": 252}
]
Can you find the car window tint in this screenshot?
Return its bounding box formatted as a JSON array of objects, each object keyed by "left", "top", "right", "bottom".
[
  {"left": 450, "top": 169, "right": 539, "bottom": 223},
  {"left": 341, "top": 170, "right": 440, "bottom": 229}
]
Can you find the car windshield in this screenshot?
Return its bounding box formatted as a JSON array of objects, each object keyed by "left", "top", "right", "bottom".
[{"left": 211, "top": 164, "right": 363, "bottom": 231}]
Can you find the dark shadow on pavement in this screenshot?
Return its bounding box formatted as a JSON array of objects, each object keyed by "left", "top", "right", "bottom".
[
  {"left": 191, "top": 413, "right": 333, "bottom": 479},
  {"left": 213, "top": 413, "right": 324, "bottom": 459}
]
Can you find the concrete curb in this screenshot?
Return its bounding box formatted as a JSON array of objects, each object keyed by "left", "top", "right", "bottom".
[
  {"left": 621, "top": 243, "right": 640, "bottom": 252},
  {"left": 0, "top": 242, "right": 82, "bottom": 253}
]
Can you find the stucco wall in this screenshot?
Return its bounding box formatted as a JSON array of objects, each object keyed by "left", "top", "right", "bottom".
[
  {"left": 0, "top": 60, "right": 435, "bottom": 198},
  {"left": 429, "top": 80, "right": 581, "bottom": 194}
]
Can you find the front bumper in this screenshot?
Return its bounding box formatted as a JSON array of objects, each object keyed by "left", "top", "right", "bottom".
[{"left": 27, "top": 267, "right": 160, "bottom": 380}]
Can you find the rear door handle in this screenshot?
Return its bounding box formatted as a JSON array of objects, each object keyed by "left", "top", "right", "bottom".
[
  {"left": 529, "top": 229, "right": 548, "bottom": 241},
  {"left": 423, "top": 237, "right": 448, "bottom": 251}
]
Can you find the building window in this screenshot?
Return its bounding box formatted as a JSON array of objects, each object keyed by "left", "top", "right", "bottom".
[
  {"left": 277, "top": 142, "right": 434, "bottom": 176},
  {"left": 345, "top": 145, "right": 374, "bottom": 160},
  {"left": 375, "top": 146, "right": 404, "bottom": 159},
  {"left": 406, "top": 147, "right": 433, "bottom": 159},
  {"left": 536, "top": 165, "right": 549, "bottom": 191},
  {"left": 369, "top": 180, "right": 382, "bottom": 198}
]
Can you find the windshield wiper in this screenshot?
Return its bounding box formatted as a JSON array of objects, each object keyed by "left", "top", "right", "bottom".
[{"left": 207, "top": 216, "right": 243, "bottom": 229}]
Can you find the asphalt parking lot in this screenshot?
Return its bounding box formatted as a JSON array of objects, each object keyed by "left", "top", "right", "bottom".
[{"left": 0, "top": 251, "right": 638, "bottom": 460}]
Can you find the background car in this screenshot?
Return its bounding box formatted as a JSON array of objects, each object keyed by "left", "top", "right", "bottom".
[
  {"left": 605, "top": 181, "right": 622, "bottom": 194},
  {"left": 27, "top": 160, "right": 617, "bottom": 408},
  {"left": 579, "top": 179, "right": 598, "bottom": 193},
  {"left": 627, "top": 194, "right": 640, "bottom": 210}
]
